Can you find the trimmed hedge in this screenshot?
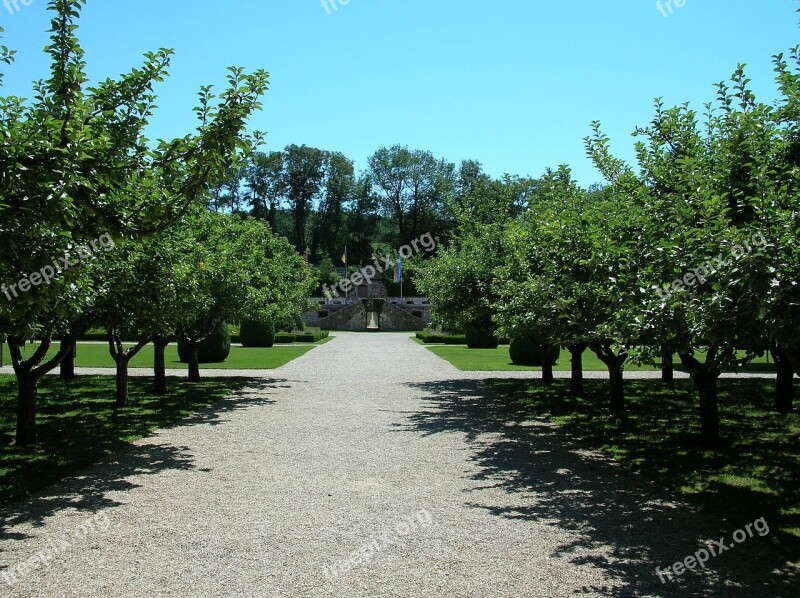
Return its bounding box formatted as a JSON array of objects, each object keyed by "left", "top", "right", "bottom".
[
  {"left": 466, "top": 328, "right": 499, "bottom": 349},
  {"left": 416, "top": 331, "right": 445, "bottom": 344},
  {"left": 178, "top": 324, "right": 231, "bottom": 363},
  {"left": 416, "top": 329, "right": 504, "bottom": 347},
  {"left": 239, "top": 319, "right": 275, "bottom": 348},
  {"left": 295, "top": 330, "right": 328, "bottom": 343},
  {"left": 273, "top": 330, "right": 329, "bottom": 344}
]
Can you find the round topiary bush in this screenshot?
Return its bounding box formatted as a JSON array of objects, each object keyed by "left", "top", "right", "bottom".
[
  {"left": 239, "top": 319, "right": 275, "bottom": 348},
  {"left": 178, "top": 324, "right": 231, "bottom": 363},
  {"left": 466, "top": 328, "right": 499, "bottom": 349},
  {"left": 509, "top": 334, "right": 560, "bottom": 366}
]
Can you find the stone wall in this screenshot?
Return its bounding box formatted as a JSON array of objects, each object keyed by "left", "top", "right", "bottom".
[{"left": 312, "top": 299, "right": 427, "bottom": 332}]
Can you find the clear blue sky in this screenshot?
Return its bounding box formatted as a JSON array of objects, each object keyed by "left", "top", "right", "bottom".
[{"left": 1, "top": 0, "right": 797, "bottom": 186}]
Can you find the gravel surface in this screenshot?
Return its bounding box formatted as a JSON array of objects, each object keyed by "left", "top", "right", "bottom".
[{"left": 0, "top": 332, "right": 796, "bottom": 597}]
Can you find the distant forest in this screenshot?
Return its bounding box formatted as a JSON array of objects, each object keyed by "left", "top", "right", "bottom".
[{"left": 207, "top": 143, "right": 596, "bottom": 294}]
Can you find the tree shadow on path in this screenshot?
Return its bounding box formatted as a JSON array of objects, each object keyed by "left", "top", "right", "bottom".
[
  {"left": 0, "top": 378, "right": 284, "bottom": 558},
  {"left": 400, "top": 378, "right": 798, "bottom": 597}
]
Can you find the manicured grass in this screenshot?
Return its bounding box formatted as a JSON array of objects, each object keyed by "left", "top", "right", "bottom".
[
  {"left": 0, "top": 375, "right": 251, "bottom": 508},
  {"left": 6, "top": 337, "right": 333, "bottom": 370},
  {"left": 423, "top": 343, "right": 775, "bottom": 373},
  {"left": 489, "top": 377, "right": 800, "bottom": 562}
]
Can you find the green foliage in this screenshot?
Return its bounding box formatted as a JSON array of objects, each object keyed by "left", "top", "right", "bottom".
[
  {"left": 368, "top": 145, "right": 456, "bottom": 245},
  {"left": 0, "top": 0, "right": 270, "bottom": 441},
  {"left": 178, "top": 324, "right": 231, "bottom": 363},
  {"left": 509, "top": 334, "right": 559, "bottom": 366},
  {"left": 239, "top": 319, "right": 275, "bottom": 348},
  {"left": 466, "top": 328, "right": 499, "bottom": 349},
  {"left": 177, "top": 211, "right": 313, "bottom": 347},
  {"left": 294, "top": 330, "right": 327, "bottom": 343}
]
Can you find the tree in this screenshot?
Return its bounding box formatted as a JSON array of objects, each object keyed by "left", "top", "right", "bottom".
[
  {"left": 93, "top": 241, "right": 158, "bottom": 406},
  {"left": 246, "top": 150, "right": 286, "bottom": 229},
  {"left": 586, "top": 88, "right": 770, "bottom": 443},
  {"left": 495, "top": 167, "right": 591, "bottom": 390},
  {"left": 310, "top": 151, "right": 354, "bottom": 261},
  {"left": 177, "top": 212, "right": 312, "bottom": 382},
  {"left": 0, "top": 0, "right": 269, "bottom": 444},
  {"left": 764, "top": 46, "right": 800, "bottom": 412},
  {"left": 284, "top": 144, "right": 327, "bottom": 253},
  {"left": 368, "top": 145, "right": 455, "bottom": 245}
]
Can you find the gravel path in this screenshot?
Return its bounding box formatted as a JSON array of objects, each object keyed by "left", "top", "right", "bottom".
[{"left": 0, "top": 332, "right": 795, "bottom": 597}]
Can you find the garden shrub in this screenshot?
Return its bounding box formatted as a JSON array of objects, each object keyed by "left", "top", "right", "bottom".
[
  {"left": 178, "top": 324, "right": 231, "bottom": 363},
  {"left": 466, "top": 328, "right": 499, "bottom": 349},
  {"left": 239, "top": 319, "right": 276, "bottom": 348},
  {"left": 509, "top": 334, "right": 560, "bottom": 366}
]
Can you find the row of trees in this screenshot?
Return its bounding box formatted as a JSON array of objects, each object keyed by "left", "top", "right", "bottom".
[
  {"left": 0, "top": 1, "right": 311, "bottom": 445},
  {"left": 416, "top": 48, "right": 800, "bottom": 446},
  {"left": 208, "top": 144, "right": 541, "bottom": 270}
]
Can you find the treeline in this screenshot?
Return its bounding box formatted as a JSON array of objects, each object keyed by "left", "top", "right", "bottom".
[
  {"left": 416, "top": 52, "right": 800, "bottom": 447},
  {"left": 206, "top": 144, "right": 543, "bottom": 273}
]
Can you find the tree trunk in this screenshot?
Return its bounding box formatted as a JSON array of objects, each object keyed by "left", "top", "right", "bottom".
[
  {"left": 541, "top": 343, "right": 554, "bottom": 384},
  {"left": 15, "top": 368, "right": 38, "bottom": 446},
  {"left": 696, "top": 373, "right": 720, "bottom": 446},
  {"left": 590, "top": 342, "right": 627, "bottom": 413},
  {"left": 115, "top": 357, "right": 130, "bottom": 407},
  {"left": 679, "top": 352, "right": 721, "bottom": 447},
  {"left": 153, "top": 336, "right": 168, "bottom": 394},
  {"left": 782, "top": 345, "right": 800, "bottom": 374},
  {"left": 188, "top": 342, "right": 201, "bottom": 382},
  {"left": 59, "top": 342, "right": 76, "bottom": 380},
  {"left": 568, "top": 344, "right": 586, "bottom": 395},
  {"left": 607, "top": 363, "right": 624, "bottom": 413},
  {"left": 773, "top": 346, "right": 795, "bottom": 414},
  {"left": 9, "top": 323, "right": 90, "bottom": 446},
  {"left": 661, "top": 348, "right": 674, "bottom": 386}
]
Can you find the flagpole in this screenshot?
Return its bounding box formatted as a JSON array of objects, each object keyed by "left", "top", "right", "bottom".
[{"left": 398, "top": 249, "right": 403, "bottom": 299}]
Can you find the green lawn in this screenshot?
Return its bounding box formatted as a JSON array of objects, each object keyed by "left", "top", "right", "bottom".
[
  {"left": 4, "top": 336, "right": 333, "bottom": 370},
  {"left": 423, "top": 343, "right": 775, "bottom": 373},
  {"left": 0, "top": 375, "right": 252, "bottom": 508},
  {"left": 489, "top": 377, "right": 800, "bottom": 563}
]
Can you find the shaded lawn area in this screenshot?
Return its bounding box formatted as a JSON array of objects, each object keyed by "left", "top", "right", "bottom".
[
  {"left": 489, "top": 377, "right": 800, "bottom": 563},
  {"left": 425, "top": 343, "right": 775, "bottom": 373},
  {"left": 0, "top": 375, "right": 251, "bottom": 509},
  {"left": 5, "top": 338, "right": 331, "bottom": 370}
]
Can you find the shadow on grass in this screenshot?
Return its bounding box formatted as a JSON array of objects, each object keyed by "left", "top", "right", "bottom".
[
  {"left": 399, "top": 377, "right": 799, "bottom": 597},
  {"left": 0, "top": 376, "right": 284, "bottom": 549}
]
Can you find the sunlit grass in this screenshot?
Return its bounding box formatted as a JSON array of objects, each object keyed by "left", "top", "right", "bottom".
[
  {"left": 5, "top": 337, "right": 333, "bottom": 370},
  {"left": 425, "top": 344, "right": 775, "bottom": 372}
]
